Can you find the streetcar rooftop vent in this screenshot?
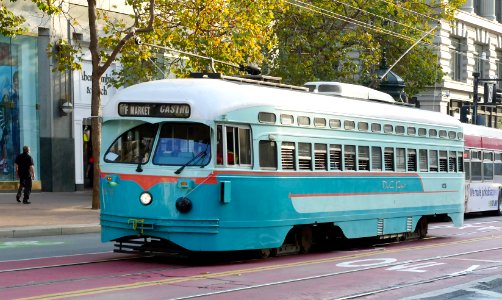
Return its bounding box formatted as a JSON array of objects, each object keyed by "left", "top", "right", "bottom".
[{"left": 304, "top": 81, "right": 395, "bottom": 103}]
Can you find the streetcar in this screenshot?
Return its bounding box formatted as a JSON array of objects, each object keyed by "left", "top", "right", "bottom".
[
  {"left": 463, "top": 123, "right": 502, "bottom": 214},
  {"left": 100, "top": 73, "right": 465, "bottom": 255}
]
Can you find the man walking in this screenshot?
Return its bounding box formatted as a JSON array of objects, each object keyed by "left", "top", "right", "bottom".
[{"left": 15, "top": 145, "right": 34, "bottom": 204}]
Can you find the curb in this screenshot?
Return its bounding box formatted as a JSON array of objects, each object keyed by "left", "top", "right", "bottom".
[{"left": 0, "top": 224, "right": 101, "bottom": 238}]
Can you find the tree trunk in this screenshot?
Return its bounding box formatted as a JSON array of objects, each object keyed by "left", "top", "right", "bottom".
[{"left": 88, "top": 0, "right": 101, "bottom": 209}]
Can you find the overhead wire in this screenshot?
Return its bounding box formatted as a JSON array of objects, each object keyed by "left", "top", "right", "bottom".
[
  {"left": 286, "top": 0, "right": 420, "bottom": 43},
  {"left": 330, "top": 0, "right": 430, "bottom": 35}
]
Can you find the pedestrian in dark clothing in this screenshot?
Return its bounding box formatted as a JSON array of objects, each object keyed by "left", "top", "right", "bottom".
[{"left": 15, "top": 145, "right": 34, "bottom": 204}]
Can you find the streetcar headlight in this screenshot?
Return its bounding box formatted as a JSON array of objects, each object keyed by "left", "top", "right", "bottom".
[{"left": 139, "top": 192, "right": 153, "bottom": 206}]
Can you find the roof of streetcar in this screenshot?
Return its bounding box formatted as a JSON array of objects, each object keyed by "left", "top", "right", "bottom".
[{"left": 103, "top": 78, "right": 462, "bottom": 129}]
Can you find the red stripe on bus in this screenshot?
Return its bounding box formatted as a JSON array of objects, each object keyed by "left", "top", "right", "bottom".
[{"left": 465, "top": 134, "right": 502, "bottom": 150}]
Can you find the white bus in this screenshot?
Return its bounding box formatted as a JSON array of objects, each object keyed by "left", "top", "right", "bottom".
[{"left": 463, "top": 123, "right": 502, "bottom": 214}]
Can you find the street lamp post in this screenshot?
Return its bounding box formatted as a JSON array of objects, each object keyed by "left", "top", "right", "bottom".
[{"left": 473, "top": 72, "right": 479, "bottom": 125}]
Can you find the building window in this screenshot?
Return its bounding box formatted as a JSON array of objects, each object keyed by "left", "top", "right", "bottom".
[
  {"left": 475, "top": 43, "right": 488, "bottom": 81},
  {"left": 450, "top": 37, "right": 464, "bottom": 82},
  {"left": 497, "top": 50, "right": 502, "bottom": 79}
]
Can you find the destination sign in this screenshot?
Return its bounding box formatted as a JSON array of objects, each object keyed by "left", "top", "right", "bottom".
[{"left": 118, "top": 103, "right": 191, "bottom": 118}]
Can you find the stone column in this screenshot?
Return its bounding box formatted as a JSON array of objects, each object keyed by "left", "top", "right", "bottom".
[
  {"left": 461, "top": 0, "right": 474, "bottom": 13},
  {"left": 480, "top": 0, "right": 496, "bottom": 21}
]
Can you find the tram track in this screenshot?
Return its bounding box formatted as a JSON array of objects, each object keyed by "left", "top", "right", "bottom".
[
  {"left": 167, "top": 245, "right": 502, "bottom": 300},
  {"left": 0, "top": 254, "right": 140, "bottom": 274},
  {"left": 12, "top": 233, "right": 502, "bottom": 300}
]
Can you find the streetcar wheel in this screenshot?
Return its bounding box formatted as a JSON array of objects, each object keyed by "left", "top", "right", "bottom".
[
  {"left": 415, "top": 218, "right": 428, "bottom": 239},
  {"left": 259, "top": 248, "right": 272, "bottom": 258},
  {"left": 299, "top": 226, "right": 313, "bottom": 253}
]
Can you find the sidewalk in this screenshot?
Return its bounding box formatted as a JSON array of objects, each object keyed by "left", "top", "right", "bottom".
[{"left": 0, "top": 190, "right": 100, "bottom": 238}]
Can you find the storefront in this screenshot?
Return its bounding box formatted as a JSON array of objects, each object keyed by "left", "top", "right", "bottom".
[{"left": 0, "top": 35, "right": 40, "bottom": 190}]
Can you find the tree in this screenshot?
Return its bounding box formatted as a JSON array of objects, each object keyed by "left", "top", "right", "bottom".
[
  {"left": 101, "top": 0, "right": 282, "bottom": 87},
  {"left": 271, "top": 0, "right": 464, "bottom": 96},
  {"left": 85, "top": 0, "right": 155, "bottom": 209}
]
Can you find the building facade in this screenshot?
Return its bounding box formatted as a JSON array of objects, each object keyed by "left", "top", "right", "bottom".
[
  {"left": 417, "top": 0, "right": 502, "bottom": 127},
  {"left": 1, "top": 0, "right": 127, "bottom": 191}
]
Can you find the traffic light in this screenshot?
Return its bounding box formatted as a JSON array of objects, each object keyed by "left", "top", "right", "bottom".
[
  {"left": 484, "top": 83, "right": 493, "bottom": 103},
  {"left": 495, "top": 85, "right": 502, "bottom": 103},
  {"left": 460, "top": 106, "right": 470, "bottom": 123}
]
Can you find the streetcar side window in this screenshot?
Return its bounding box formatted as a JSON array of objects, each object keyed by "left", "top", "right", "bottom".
[
  {"left": 449, "top": 152, "right": 457, "bottom": 172},
  {"left": 407, "top": 149, "right": 417, "bottom": 172},
  {"left": 358, "top": 146, "right": 370, "bottom": 171},
  {"left": 329, "top": 119, "right": 341, "bottom": 129},
  {"left": 458, "top": 152, "right": 464, "bottom": 173},
  {"left": 216, "top": 124, "right": 251, "bottom": 167},
  {"left": 104, "top": 123, "right": 159, "bottom": 164},
  {"left": 439, "top": 150, "right": 448, "bottom": 172},
  {"left": 419, "top": 149, "right": 428, "bottom": 172},
  {"left": 395, "top": 126, "right": 405, "bottom": 135},
  {"left": 259, "top": 140, "right": 277, "bottom": 170},
  {"left": 384, "top": 147, "right": 394, "bottom": 171},
  {"left": 372, "top": 147, "right": 382, "bottom": 171},
  {"left": 314, "top": 118, "right": 326, "bottom": 128},
  {"left": 344, "top": 120, "right": 355, "bottom": 130},
  {"left": 314, "top": 144, "right": 328, "bottom": 170},
  {"left": 429, "top": 150, "right": 438, "bottom": 172},
  {"left": 258, "top": 112, "right": 276, "bottom": 124},
  {"left": 281, "top": 142, "right": 296, "bottom": 170},
  {"left": 330, "top": 144, "right": 342, "bottom": 170},
  {"left": 344, "top": 145, "right": 356, "bottom": 170},
  {"left": 371, "top": 123, "right": 382, "bottom": 133},
  {"left": 281, "top": 114, "right": 294, "bottom": 125},
  {"left": 358, "top": 122, "right": 369, "bottom": 131},
  {"left": 298, "top": 143, "right": 312, "bottom": 170},
  {"left": 396, "top": 148, "right": 406, "bottom": 171}
]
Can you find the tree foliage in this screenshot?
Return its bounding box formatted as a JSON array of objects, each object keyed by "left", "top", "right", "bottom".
[
  {"left": 272, "top": 0, "right": 465, "bottom": 96},
  {"left": 100, "top": 0, "right": 283, "bottom": 87}
]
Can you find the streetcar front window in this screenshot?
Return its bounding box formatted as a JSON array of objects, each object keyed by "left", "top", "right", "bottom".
[
  {"left": 153, "top": 123, "right": 210, "bottom": 166},
  {"left": 104, "top": 123, "right": 158, "bottom": 164}
]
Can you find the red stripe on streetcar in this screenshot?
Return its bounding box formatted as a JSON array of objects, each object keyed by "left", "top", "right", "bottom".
[{"left": 289, "top": 190, "right": 458, "bottom": 198}]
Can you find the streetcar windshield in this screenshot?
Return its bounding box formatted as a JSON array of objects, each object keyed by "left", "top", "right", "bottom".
[
  {"left": 152, "top": 123, "right": 211, "bottom": 166},
  {"left": 104, "top": 123, "right": 158, "bottom": 164}
]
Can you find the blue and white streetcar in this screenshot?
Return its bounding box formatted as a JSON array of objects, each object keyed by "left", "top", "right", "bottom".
[{"left": 100, "top": 74, "right": 465, "bottom": 255}]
